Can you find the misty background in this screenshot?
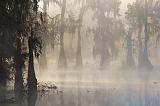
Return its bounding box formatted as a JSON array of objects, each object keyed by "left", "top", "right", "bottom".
[{"left": 1, "top": 0, "right": 160, "bottom": 106}]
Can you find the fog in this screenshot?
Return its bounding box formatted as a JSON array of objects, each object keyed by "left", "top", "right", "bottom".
[
  {"left": 1, "top": 0, "right": 160, "bottom": 106},
  {"left": 33, "top": 0, "right": 160, "bottom": 106}
]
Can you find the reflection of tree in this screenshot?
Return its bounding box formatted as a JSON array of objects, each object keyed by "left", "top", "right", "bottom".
[{"left": 27, "top": 91, "right": 38, "bottom": 106}]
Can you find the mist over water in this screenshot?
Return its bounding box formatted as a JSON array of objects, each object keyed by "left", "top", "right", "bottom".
[
  {"left": 33, "top": 0, "right": 160, "bottom": 105},
  {"left": 1, "top": 0, "right": 160, "bottom": 106},
  {"left": 32, "top": 52, "right": 160, "bottom": 106}
]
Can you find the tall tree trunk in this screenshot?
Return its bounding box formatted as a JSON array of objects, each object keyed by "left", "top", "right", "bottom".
[
  {"left": 0, "top": 57, "right": 7, "bottom": 102},
  {"left": 142, "top": 0, "right": 153, "bottom": 69},
  {"left": 138, "top": 25, "right": 143, "bottom": 68},
  {"left": 100, "top": 48, "right": 109, "bottom": 69},
  {"left": 68, "top": 33, "right": 74, "bottom": 61},
  {"left": 0, "top": 58, "right": 7, "bottom": 87},
  {"left": 58, "top": 0, "right": 67, "bottom": 68},
  {"left": 27, "top": 32, "right": 37, "bottom": 91},
  {"left": 75, "top": 0, "right": 86, "bottom": 68},
  {"left": 126, "top": 28, "right": 135, "bottom": 69},
  {"left": 75, "top": 27, "right": 83, "bottom": 68},
  {"left": 14, "top": 37, "right": 25, "bottom": 106},
  {"left": 0, "top": 35, "right": 7, "bottom": 88},
  {"left": 14, "top": 37, "right": 24, "bottom": 91},
  {"left": 100, "top": 35, "right": 109, "bottom": 69}
]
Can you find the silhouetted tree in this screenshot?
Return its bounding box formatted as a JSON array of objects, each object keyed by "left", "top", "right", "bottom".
[
  {"left": 0, "top": 0, "right": 42, "bottom": 92},
  {"left": 91, "top": 0, "right": 123, "bottom": 69},
  {"left": 124, "top": 27, "right": 135, "bottom": 69},
  {"left": 75, "top": 0, "right": 88, "bottom": 68},
  {"left": 142, "top": 0, "right": 153, "bottom": 69},
  {"left": 27, "top": 5, "right": 43, "bottom": 91},
  {"left": 58, "top": 0, "right": 68, "bottom": 68},
  {"left": 125, "top": 0, "right": 157, "bottom": 69}
]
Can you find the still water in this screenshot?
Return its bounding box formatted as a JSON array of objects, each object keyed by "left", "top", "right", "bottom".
[{"left": 2, "top": 68, "right": 160, "bottom": 106}]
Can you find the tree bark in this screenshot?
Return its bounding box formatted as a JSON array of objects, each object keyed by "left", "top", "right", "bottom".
[
  {"left": 0, "top": 57, "right": 7, "bottom": 102},
  {"left": 27, "top": 34, "right": 37, "bottom": 91},
  {"left": 14, "top": 37, "right": 24, "bottom": 91},
  {"left": 0, "top": 58, "right": 7, "bottom": 87}
]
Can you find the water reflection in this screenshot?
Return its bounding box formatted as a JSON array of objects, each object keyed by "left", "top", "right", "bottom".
[
  {"left": 1, "top": 69, "right": 160, "bottom": 106},
  {"left": 15, "top": 90, "right": 25, "bottom": 106},
  {"left": 27, "top": 91, "right": 37, "bottom": 106},
  {"left": 35, "top": 69, "right": 160, "bottom": 106},
  {"left": 1, "top": 85, "right": 160, "bottom": 106},
  {"left": 36, "top": 86, "right": 160, "bottom": 106}
]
